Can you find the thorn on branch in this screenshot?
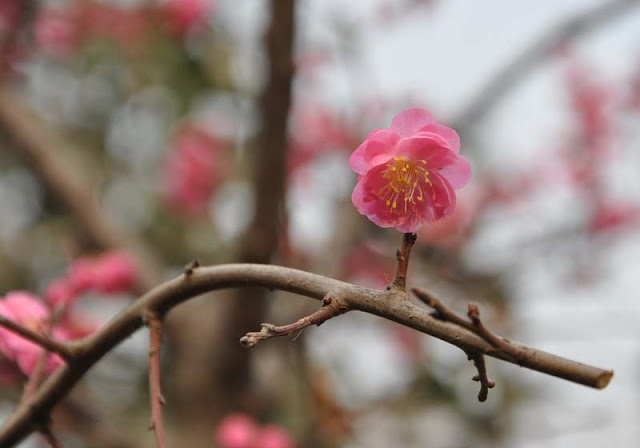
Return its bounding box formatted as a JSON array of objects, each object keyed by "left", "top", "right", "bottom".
[{"left": 240, "top": 296, "right": 350, "bottom": 348}]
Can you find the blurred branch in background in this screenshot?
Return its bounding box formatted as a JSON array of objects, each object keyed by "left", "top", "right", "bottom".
[
  {"left": 0, "top": 88, "right": 163, "bottom": 290},
  {"left": 215, "top": 0, "right": 295, "bottom": 411},
  {"left": 167, "top": 0, "right": 296, "bottom": 433},
  {"left": 453, "top": 0, "right": 639, "bottom": 132}
]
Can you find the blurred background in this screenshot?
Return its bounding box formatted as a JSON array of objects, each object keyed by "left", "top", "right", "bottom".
[{"left": 0, "top": 0, "right": 639, "bottom": 446}]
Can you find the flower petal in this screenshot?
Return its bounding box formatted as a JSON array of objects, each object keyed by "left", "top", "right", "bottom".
[
  {"left": 349, "top": 129, "right": 400, "bottom": 174},
  {"left": 430, "top": 175, "right": 456, "bottom": 217},
  {"left": 390, "top": 108, "right": 434, "bottom": 137},
  {"left": 417, "top": 123, "right": 460, "bottom": 153},
  {"left": 396, "top": 136, "right": 458, "bottom": 168},
  {"left": 439, "top": 155, "right": 472, "bottom": 189}
]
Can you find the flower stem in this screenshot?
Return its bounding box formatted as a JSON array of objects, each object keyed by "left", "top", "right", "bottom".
[{"left": 390, "top": 233, "right": 417, "bottom": 291}]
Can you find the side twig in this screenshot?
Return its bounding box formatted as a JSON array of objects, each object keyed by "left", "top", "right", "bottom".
[
  {"left": 0, "top": 315, "right": 73, "bottom": 360},
  {"left": 146, "top": 313, "right": 167, "bottom": 448},
  {"left": 240, "top": 296, "right": 350, "bottom": 348},
  {"left": 464, "top": 351, "right": 495, "bottom": 402},
  {"left": 413, "top": 287, "right": 522, "bottom": 401}
]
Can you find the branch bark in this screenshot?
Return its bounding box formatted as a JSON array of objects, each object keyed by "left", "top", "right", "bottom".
[
  {"left": 146, "top": 313, "right": 167, "bottom": 448},
  {"left": 0, "top": 263, "right": 613, "bottom": 447}
]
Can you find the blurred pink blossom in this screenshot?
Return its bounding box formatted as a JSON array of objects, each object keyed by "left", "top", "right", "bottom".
[
  {"left": 161, "top": 124, "right": 226, "bottom": 216},
  {"left": 214, "top": 414, "right": 296, "bottom": 448},
  {"left": 45, "top": 251, "right": 137, "bottom": 309},
  {"left": 350, "top": 108, "right": 471, "bottom": 233},
  {"left": 214, "top": 414, "right": 258, "bottom": 448},
  {"left": 83, "top": 2, "right": 150, "bottom": 48},
  {"left": 417, "top": 183, "right": 482, "bottom": 249},
  {"left": 68, "top": 251, "right": 138, "bottom": 295},
  {"left": 34, "top": 8, "right": 81, "bottom": 58},
  {"left": 288, "top": 101, "right": 353, "bottom": 173},
  {"left": 256, "top": 425, "right": 295, "bottom": 448},
  {"left": 161, "top": 0, "right": 213, "bottom": 37},
  {"left": 588, "top": 201, "right": 639, "bottom": 235},
  {"left": 0, "top": 292, "right": 67, "bottom": 376},
  {"left": 44, "top": 277, "right": 77, "bottom": 308},
  {"left": 0, "top": 0, "right": 19, "bottom": 35}
]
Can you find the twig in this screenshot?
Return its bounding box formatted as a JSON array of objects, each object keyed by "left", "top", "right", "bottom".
[
  {"left": 240, "top": 296, "right": 350, "bottom": 348},
  {"left": 413, "top": 287, "right": 523, "bottom": 400},
  {"left": 0, "top": 264, "right": 614, "bottom": 447},
  {"left": 0, "top": 315, "right": 73, "bottom": 360},
  {"left": 465, "top": 351, "right": 495, "bottom": 402},
  {"left": 452, "top": 0, "right": 639, "bottom": 132},
  {"left": 413, "top": 288, "right": 519, "bottom": 358},
  {"left": 146, "top": 313, "right": 167, "bottom": 448},
  {"left": 389, "top": 233, "right": 417, "bottom": 292}
]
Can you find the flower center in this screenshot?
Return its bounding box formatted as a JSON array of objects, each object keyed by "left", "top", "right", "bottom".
[{"left": 377, "top": 157, "right": 431, "bottom": 213}]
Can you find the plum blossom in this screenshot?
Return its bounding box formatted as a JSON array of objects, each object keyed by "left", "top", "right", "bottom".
[
  {"left": 350, "top": 108, "right": 471, "bottom": 233},
  {"left": 256, "top": 426, "right": 295, "bottom": 448},
  {"left": 0, "top": 292, "right": 67, "bottom": 376},
  {"left": 214, "top": 413, "right": 296, "bottom": 448}
]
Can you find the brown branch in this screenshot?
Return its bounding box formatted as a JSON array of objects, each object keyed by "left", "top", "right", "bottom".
[
  {"left": 452, "top": 0, "right": 639, "bottom": 131},
  {"left": 389, "top": 233, "right": 417, "bottom": 292},
  {"left": 240, "top": 296, "right": 350, "bottom": 348},
  {"left": 0, "top": 316, "right": 74, "bottom": 360},
  {"left": 465, "top": 351, "right": 495, "bottom": 402},
  {"left": 0, "top": 264, "right": 613, "bottom": 447},
  {"left": 0, "top": 88, "right": 163, "bottom": 291},
  {"left": 146, "top": 313, "right": 167, "bottom": 448}
]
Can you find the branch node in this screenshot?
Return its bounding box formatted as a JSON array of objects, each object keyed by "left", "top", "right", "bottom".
[{"left": 184, "top": 259, "right": 200, "bottom": 276}]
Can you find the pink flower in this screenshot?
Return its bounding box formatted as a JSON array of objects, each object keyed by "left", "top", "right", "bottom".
[
  {"left": 350, "top": 108, "right": 471, "bottom": 233},
  {"left": 256, "top": 425, "right": 295, "bottom": 448},
  {"left": 0, "top": 292, "right": 66, "bottom": 376},
  {"left": 214, "top": 414, "right": 258, "bottom": 448}
]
